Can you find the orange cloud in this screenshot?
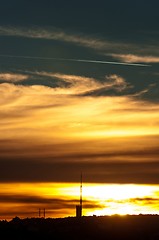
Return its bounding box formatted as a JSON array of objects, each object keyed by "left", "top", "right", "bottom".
[
  {"left": 0, "top": 26, "right": 133, "bottom": 51},
  {"left": 0, "top": 81, "right": 159, "bottom": 146},
  {"left": 36, "top": 72, "right": 129, "bottom": 94},
  {"left": 110, "top": 54, "right": 159, "bottom": 63},
  {"left": 0, "top": 73, "right": 29, "bottom": 82},
  {"left": 0, "top": 75, "right": 159, "bottom": 184}
]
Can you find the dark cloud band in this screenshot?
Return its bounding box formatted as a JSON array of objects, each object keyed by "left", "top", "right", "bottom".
[{"left": 0, "top": 159, "right": 159, "bottom": 184}]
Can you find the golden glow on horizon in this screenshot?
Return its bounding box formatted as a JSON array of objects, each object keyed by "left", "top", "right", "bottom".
[
  {"left": 0, "top": 76, "right": 159, "bottom": 220},
  {"left": 1, "top": 183, "right": 159, "bottom": 220}
]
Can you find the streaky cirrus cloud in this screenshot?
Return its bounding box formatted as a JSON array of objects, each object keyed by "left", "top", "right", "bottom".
[
  {"left": 0, "top": 25, "right": 118, "bottom": 50},
  {"left": 35, "top": 72, "right": 106, "bottom": 94},
  {"left": 110, "top": 53, "right": 159, "bottom": 63},
  {"left": 0, "top": 25, "right": 150, "bottom": 55},
  {"left": 0, "top": 73, "right": 29, "bottom": 82},
  {"left": 0, "top": 71, "right": 130, "bottom": 95},
  {"left": 0, "top": 26, "right": 159, "bottom": 59},
  {"left": 37, "top": 72, "right": 129, "bottom": 94}
]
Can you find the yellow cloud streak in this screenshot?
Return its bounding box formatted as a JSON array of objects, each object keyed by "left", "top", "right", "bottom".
[{"left": 0, "top": 82, "right": 159, "bottom": 143}]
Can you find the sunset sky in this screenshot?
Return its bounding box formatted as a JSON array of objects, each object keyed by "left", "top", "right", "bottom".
[{"left": 0, "top": 0, "right": 159, "bottom": 220}]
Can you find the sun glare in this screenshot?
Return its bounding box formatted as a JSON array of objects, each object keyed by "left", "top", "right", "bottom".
[{"left": 1, "top": 183, "right": 159, "bottom": 219}]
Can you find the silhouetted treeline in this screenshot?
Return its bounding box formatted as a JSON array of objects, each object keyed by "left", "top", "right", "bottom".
[{"left": 0, "top": 215, "right": 159, "bottom": 239}]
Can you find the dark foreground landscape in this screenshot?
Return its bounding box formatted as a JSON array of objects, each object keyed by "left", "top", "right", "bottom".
[{"left": 1, "top": 215, "right": 159, "bottom": 240}]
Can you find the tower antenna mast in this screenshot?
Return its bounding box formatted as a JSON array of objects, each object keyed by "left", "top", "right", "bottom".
[
  {"left": 76, "top": 172, "right": 83, "bottom": 218},
  {"left": 80, "top": 172, "right": 82, "bottom": 208}
]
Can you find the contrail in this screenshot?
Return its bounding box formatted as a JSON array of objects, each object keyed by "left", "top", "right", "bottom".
[{"left": 0, "top": 54, "right": 151, "bottom": 67}]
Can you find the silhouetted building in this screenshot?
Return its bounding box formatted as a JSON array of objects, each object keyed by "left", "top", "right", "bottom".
[
  {"left": 76, "top": 173, "right": 82, "bottom": 218},
  {"left": 76, "top": 205, "right": 82, "bottom": 218}
]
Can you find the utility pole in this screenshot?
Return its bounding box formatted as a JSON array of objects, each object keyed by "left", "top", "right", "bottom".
[
  {"left": 39, "top": 208, "right": 41, "bottom": 218},
  {"left": 80, "top": 172, "right": 82, "bottom": 214},
  {"left": 44, "top": 208, "right": 45, "bottom": 219}
]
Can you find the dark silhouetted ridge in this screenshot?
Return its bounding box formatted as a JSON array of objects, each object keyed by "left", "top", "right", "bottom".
[{"left": 1, "top": 215, "right": 159, "bottom": 240}]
